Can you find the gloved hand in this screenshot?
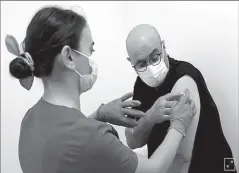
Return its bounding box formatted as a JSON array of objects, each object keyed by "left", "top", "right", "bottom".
[
  {"left": 169, "top": 89, "right": 197, "bottom": 137},
  {"left": 146, "top": 92, "right": 184, "bottom": 124},
  {"left": 97, "top": 92, "right": 146, "bottom": 128}
]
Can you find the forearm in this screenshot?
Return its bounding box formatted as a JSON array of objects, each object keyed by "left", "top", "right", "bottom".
[
  {"left": 149, "top": 128, "right": 183, "bottom": 173},
  {"left": 88, "top": 104, "right": 103, "bottom": 121},
  {"left": 126, "top": 112, "right": 155, "bottom": 149}
]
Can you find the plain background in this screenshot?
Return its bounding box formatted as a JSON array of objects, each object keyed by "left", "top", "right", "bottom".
[{"left": 1, "top": 1, "right": 238, "bottom": 173}]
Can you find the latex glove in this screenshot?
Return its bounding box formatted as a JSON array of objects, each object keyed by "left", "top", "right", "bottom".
[
  {"left": 97, "top": 92, "right": 145, "bottom": 128},
  {"left": 146, "top": 92, "right": 184, "bottom": 124},
  {"left": 169, "top": 89, "right": 197, "bottom": 137}
]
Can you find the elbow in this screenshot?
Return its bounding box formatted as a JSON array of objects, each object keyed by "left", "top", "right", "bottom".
[
  {"left": 125, "top": 129, "right": 145, "bottom": 149},
  {"left": 126, "top": 139, "right": 138, "bottom": 149},
  {"left": 126, "top": 137, "right": 145, "bottom": 149}
]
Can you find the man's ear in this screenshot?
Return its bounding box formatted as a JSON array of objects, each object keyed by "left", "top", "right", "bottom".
[
  {"left": 161, "top": 41, "right": 170, "bottom": 68},
  {"left": 161, "top": 40, "right": 165, "bottom": 49},
  {"left": 60, "top": 45, "right": 75, "bottom": 70},
  {"left": 127, "top": 57, "right": 131, "bottom": 62}
]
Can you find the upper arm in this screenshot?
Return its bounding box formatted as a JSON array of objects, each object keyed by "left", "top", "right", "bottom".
[
  {"left": 171, "top": 75, "right": 200, "bottom": 123},
  {"left": 171, "top": 75, "right": 201, "bottom": 159},
  {"left": 87, "top": 125, "right": 138, "bottom": 173},
  {"left": 88, "top": 123, "right": 163, "bottom": 173}
]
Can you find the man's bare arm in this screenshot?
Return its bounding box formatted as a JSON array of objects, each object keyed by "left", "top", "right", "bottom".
[
  {"left": 125, "top": 75, "right": 200, "bottom": 150},
  {"left": 135, "top": 88, "right": 197, "bottom": 173},
  {"left": 135, "top": 128, "right": 183, "bottom": 173},
  {"left": 125, "top": 112, "right": 155, "bottom": 149},
  {"left": 170, "top": 75, "right": 200, "bottom": 165}
]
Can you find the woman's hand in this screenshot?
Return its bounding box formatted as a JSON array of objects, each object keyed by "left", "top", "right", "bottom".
[
  {"left": 169, "top": 89, "right": 197, "bottom": 137},
  {"left": 146, "top": 92, "right": 184, "bottom": 124},
  {"left": 97, "top": 92, "right": 145, "bottom": 128}
]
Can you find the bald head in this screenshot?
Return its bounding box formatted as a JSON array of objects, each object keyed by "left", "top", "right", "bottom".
[{"left": 126, "top": 24, "right": 162, "bottom": 66}]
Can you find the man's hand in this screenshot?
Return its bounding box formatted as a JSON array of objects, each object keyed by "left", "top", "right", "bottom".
[
  {"left": 146, "top": 92, "right": 184, "bottom": 124},
  {"left": 97, "top": 92, "right": 146, "bottom": 128}
]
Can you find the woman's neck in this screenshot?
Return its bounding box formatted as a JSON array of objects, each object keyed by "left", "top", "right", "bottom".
[{"left": 42, "top": 79, "right": 81, "bottom": 111}]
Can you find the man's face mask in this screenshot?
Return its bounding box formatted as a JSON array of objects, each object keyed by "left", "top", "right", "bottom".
[
  {"left": 71, "top": 49, "right": 98, "bottom": 93},
  {"left": 134, "top": 42, "right": 169, "bottom": 87}
]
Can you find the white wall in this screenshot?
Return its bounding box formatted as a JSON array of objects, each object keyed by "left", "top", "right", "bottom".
[{"left": 1, "top": 1, "right": 238, "bottom": 173}]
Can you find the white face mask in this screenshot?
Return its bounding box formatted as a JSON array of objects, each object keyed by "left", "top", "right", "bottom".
[
  {"left": 137, "top": 43, "right": 169, "bottom": 87},
  {"left": 72, "top": 49, "right": 98, "bottom": 93},
  {"left": 138, "top": 60, "right": 169, "bottom": 87}
]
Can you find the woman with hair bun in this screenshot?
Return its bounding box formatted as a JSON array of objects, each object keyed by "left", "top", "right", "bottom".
[{"left": 5, "top": 5, "right": 196, "bottom": 173}]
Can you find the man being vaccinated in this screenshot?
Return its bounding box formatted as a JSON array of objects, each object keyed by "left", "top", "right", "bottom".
[{"left": 125, "top": 24, "right": 236, "bottom": 173}]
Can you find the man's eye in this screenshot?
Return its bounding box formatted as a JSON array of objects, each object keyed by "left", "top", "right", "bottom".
[
  {"left": 150, "top": 54, "right": 160, "bottom": 63},
  {"left": 141, "top": 61, "right": 147, "bottom": 66},
  {"left": 152, "top": 54, "right": 159, "bottom": 60},
  {"left": 139, "top": 62, "right": 147, "bottom": 67}
]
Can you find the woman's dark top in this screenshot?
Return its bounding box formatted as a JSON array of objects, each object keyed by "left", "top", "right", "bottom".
[{"left": 19, "top": 99, "right": 138, "bottom": 173}]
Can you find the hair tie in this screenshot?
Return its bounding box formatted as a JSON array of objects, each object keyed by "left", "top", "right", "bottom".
[
  {"left": 5, "top": 34, "right": 34, "bottom": 90},
  {"left": 23, "top": 52, "right": 35, "bottom": 72}
]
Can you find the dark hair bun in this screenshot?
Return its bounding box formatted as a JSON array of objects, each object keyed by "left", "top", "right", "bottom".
[{"left": 9, "top": 57, "right": 32, "bottom": 79}]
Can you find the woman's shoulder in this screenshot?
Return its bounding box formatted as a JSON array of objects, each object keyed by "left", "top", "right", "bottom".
[
  {"left": 70, "top": 118, "right": 119, "bottom": 139},
  {"left": 45, "top": 119, "right": 120, "bottom": 159}
]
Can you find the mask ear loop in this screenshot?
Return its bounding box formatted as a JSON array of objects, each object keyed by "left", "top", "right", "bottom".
[
  {"left": 74, "top": 69, "right": 83, "bottom": 77},
  {"left": 70, "top": 49, "right": 86, "bottom": 78},
  {"left": 71, "top": 48, "right": 97, "bottom": 78},
  {"left": 72, "top": 48, "right": 89, "bottom": 58}
]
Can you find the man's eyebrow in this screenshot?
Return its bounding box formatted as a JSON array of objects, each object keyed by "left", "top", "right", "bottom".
[
  {"left": 134, "top": 49, "right": 157, "bottom": 65},
  {"left": 135, "top": 59, "right": 146, "bottom": 64},
  {"left": 149, "top": 48, "right": 159, "bottom": 57}
]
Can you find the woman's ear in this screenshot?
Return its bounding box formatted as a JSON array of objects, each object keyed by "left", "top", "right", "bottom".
[{"left": 60, "top": 45, "right": 75, "bottom": 70}]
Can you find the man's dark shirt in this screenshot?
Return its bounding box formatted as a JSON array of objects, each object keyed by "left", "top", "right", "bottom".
[{"left": 131, "top": 57, "right": 236, "bottom": 173}]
